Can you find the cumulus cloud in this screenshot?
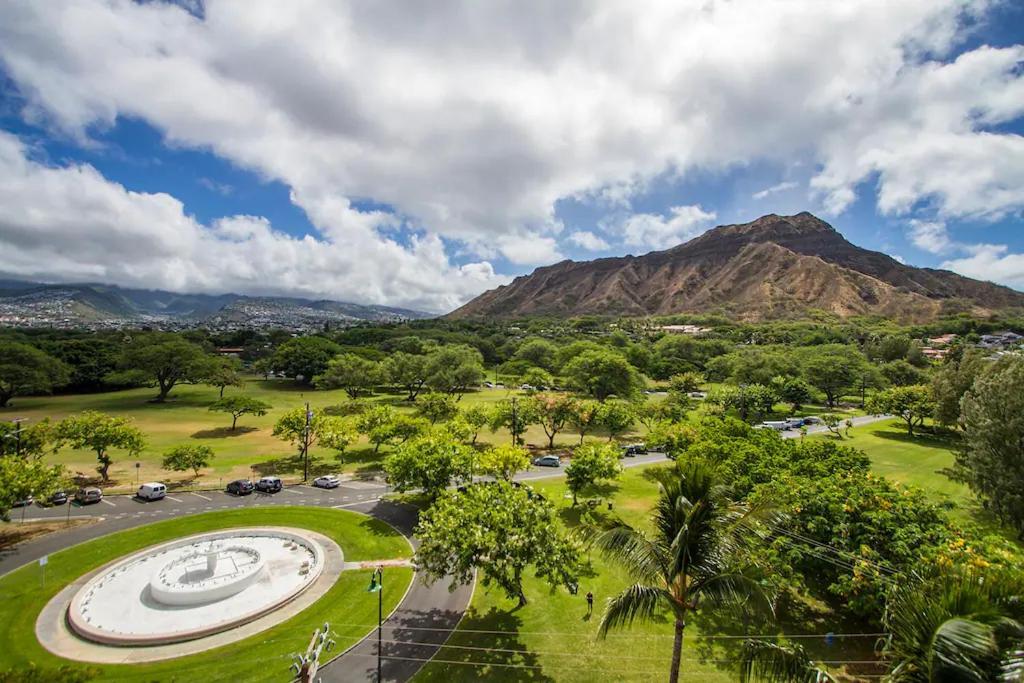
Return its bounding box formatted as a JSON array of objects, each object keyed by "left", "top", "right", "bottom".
[
  {"left": 0, "top": 0, "right": 1022, "bottom": 296},
  {"left": 907, "top": 219, "right": 956, "bottom": 254},
  {"left": 619, "top": 205, "right": 717, "bottom": 250},
  {"left": 0, "top": 132, "right": 504, "bottom": 312},
  {"left": 752, "top": 181, "right": 798, "bottom": 200},
  {"left": 943, "top": 244, "right": 1024, "bottom": 288},
  {"left": 568, "top": 231, "right": 610, "bottom": 251}
]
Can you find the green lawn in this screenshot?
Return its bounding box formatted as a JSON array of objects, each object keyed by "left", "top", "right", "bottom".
[
  {"left": 0, "top": 507, "right": 413, "bottom": 682},
  {"left": 414, "top": 466, "right": 875, "bottom": 682}
]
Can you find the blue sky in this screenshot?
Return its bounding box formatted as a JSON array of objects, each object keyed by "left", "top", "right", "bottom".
[{"left": 0, "top": 1, "right": 1022, "bottom": 312}]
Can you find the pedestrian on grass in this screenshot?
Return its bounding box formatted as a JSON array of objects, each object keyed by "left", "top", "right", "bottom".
[{"left": 586, "top": 591, "right": 594, "bottom": 615}]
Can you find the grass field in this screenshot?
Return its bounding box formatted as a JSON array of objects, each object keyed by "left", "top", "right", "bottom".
[{"left": 0, "top": 506, "right": 413, "bottom": 683}]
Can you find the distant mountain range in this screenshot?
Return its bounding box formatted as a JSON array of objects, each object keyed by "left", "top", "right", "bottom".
[
  {"left": 0, "top": 279, "right": 432, "bottom": 328},
  {"left": 448, "top": 212, "right": 1024, "bottom": 322}
]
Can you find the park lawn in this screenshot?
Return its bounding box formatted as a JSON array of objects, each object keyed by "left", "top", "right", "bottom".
[
  {"left": 415, "top": 465, "right": 875, "bottom": 683},
  {"left": 1, "top": 380, "right": 647, "bottom": 493},
  {"left": 0, "top": 506, "right": 413, "bottom": 683}
]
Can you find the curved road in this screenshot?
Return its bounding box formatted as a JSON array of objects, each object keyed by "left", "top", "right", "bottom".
[{"left": 0, "top": 414, "right": 891, "bottom": 681}]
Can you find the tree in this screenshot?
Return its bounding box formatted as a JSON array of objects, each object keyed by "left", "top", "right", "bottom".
[
  {"left": 389, "top": 414, "right": 430, "bottom": 446},
  {"left": 385, "top": 352, "right": 429, "bottom": 401},
  {"left": 593, "top": 461, "right": 771, "bottom": 683},
  {"left": 520, "top": 366, "right": 553, "bottom": 391},
  {"left": 56, "top": 411, "right": 145, "bottom": 482},
  {"left": 356, "top": 405, "right": 397, "bottom": 453},
  {"left": 706, "top": 384, "right": 776, "bottom": 422},
  {"left": 958, "top": 358, "right": 1024, "bottom": 538},
  {"left": 208, "top": 395, "right": 271, "bottom": 431},
  {"left": 415, "top": 481, "right": 580, "bottom": 606},
  {"left": 932, "top": 348, "right": 987, "bottom": 428},
  {"left": 880, "top": 359, "right": 926, "bottom": 387},
  {"left": 488, "top": 398, "right": 539, "bottom": 446},
  {"left": 668, "top": 372, "right": 704, "bottom": 395},
  {"left": 880, "top": 569, "right": 1024, "bottom": 683},
  {"left": 456, "top": 404, "right": 489, "bottom": 446},
  {"left": 271, "top": 336, "right": 341, "bottom": 385},
  {"left": 0, "top": 454, "right": 65, "bottom": 522},
  {"left": 866, "top": 385, "right": 936, "bottom": 436},
  {"left": 272, "top": 406, "right": 351, "bottom": 459},
  {"left": 0, "top": 418, "right": 54, "bottom": 458},
  {"left": 206, "top": 357, "right": 244, "bottom": 397},
  {"left": 820, "top": 413, "right": 844, "bottom": 438},
  {"left": 597, "top": 400, "right": 635, "bottom": 441},
  {"left": 416, "top": 392, "right": 459, "bottom": 424},
  {"left": 383, "top": 432, "right": 474, "bottom": 500},
  {"left": 425, "top": 345, "right": 486, "bottom": 397},
  {"left": 738, "top": 640, "right": 836, "bottom": 683},
  {"left": 0, "top": 341, "right": 70, "bottom": 408},
  {"left": 562, "top": 349, "right": 643, "bottom": 401},
  {"left": 565, "top": 441, "right": 621, "bottom": 505},
  {"left": 314, "top": 353, "right": 381, "bottom": 398},
  {"left": 162, "top": 444, "right": 214, "bottom": 477},
  {"left": 799, "top": 345, "right": 871, "bottom": 408},
  {"left": 569, "top": 399, "right": 602, "bottom": 445},
  {"left": 513, "top": 338, "right": 559, "bottom": 371},
  {"left": 477, "top": 444, "right": 531, "bottom": 481},
  {"left": 528, "top": 393, "right": 576, "bottom": 449},
  {"left": 109, "top": 337, "right": 214, "bottom": 402},
  {"left": 772, "top": 376, "right": 811, "bottom": 413}
]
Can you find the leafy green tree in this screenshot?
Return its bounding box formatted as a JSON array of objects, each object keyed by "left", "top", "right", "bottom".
[
  {"left": 880, "top": 359, "right": 927, "bottom": 387},
  {"left": 456, "top": 404, "right": 489, "bottom": 445},
  {"left": 931, "top": 348, "right": 987, "bottom": 428},
  {"left": 880, "top": 569, "right": 1024, "bottom": 682},
  {"left": 415, "top": 481, "right": 580, "bottom": 606},
  {"left": 108, "top": 337, "right": 214, "bottom": 402},
  {"left": 562, "top": 348, "right": 643, "bottom": 401},
  {"left": 0, "top": 418, "right": 54, "bottom": 458},
  {"left": 389, "top": 414, "right": 430, "bottom": 447},
  {"left": 253, "top": 357, "right": 273, "bottom": 380},
  {"left": 0, "top": 341, "right": 70, "bottom": 407},
  {"left": 271, "top": 336, "right": 341, "bottom": 385},
  {"left": 958, "top": 358, "right": 1024, "bottom": 538},
  {"left": 383, "top": 432, "right": 474, "bottom": 500},
  {"left": 488, "top": 398, "right": 539, "bottom": 446},
  {"left": 520, "top": 366, "right": 553, "bottom": 390},
  {"left": 356, "top": 405, "right": 396, "bottom": 453},
  {"left": 597, "top": 400, "right": 635, "bottom": 441},
  {"left": 206, "top": 357, "right": 244, "bottom": 397},
  {"left": 772, "top": 376, "right": 811, "bottom": 413},
  {"left": 0, "top": 454, "right": 66, "bottom": 521},
  {"left": 513, "top": 338, "right": 559, "bottom": 371},
  {"left": 208, "top": 395, "right": 271, "bottom": 431},
  {"left": 668, "top": 371, "right": 704, "bottom": 395},
  {"left": 425, "top": 345, "right": 486, "bottom": 397},
  {"left": 385, "top": 351, "right": 429, "bottom": 401},
  {"left": 866, "top": 385, "right": 936, "bottom": 436},
  {"left": 477, "top": 444, "right": 531, "bottom": 481},
  {"left": 799, "top": 344, "right": 871, "bottom": 408},
  {"left": 593, "top": 461, "right": 771, "bottom": 683},
  {"left": 646, "top": 421, "right": 699, "bottom": 459},
  {"left": 706, "top": 384, "right": 775, "bottom": 422},
  {"left": 314, "top": 353, "right": 381, "bottom": 398},
  {"left": 272, "top": 406, "right": 352, "bottom": 459},
  {"left": 416, "top": 392, "right": 459, "bottom": 424},
  {"left": 56, "top": 411, "right": 145, "bottom": 482},
  {"left": 569, "top": 399, "right": 602, "bottom": 445},
  {"left": 162, "top": 444, "right": 214, "bottom": 477},
  {"left": 565, "top": 441, "right": 621, "bottom": 505},
  {"left": 820, "top": 413, "right": 844, "bottom": 438},
  {"left": 528, "top": 393, "right": 576, "bottom": 449},
  {"left": 738, "top": 640, "right": 836, "bottom": 683}
]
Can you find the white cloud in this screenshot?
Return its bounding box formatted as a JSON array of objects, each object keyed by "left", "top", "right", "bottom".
[
  {"left": 0, "top": 0, "right": 1022, "bottom": 293},
  {"left": 568, "top": 231, "right": 610, "bottom": 251},
  {"left": 619, "top": 205, "right": 717, "bottom": 250},
  {"left": 943, "top": 244, "right": 1024, "bottom": 288},
  {"left": 0, "top": 132, "right": 504, "bottom": 312},
  {"left": 752, "top": 181, "right": 798, "bottom": 200},
  {"left": 907, "top": 219, "right": 956, "bottom": 254}
]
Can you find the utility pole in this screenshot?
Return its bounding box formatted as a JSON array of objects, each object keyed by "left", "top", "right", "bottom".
[
  {"left": 302, "top": 402, "right": 312, "bottom": 482},
  {"left": 292, "top": 623, "right": 334, "bottom": 683},
  {"left": 367, "top": 566, "right": 384, "bottom": 682},
  {"left": 510, "top": 397, "right": 518, "bottom": 446},
  {"left": 5, "top": 417, "right": 28, "bottom": 457}
]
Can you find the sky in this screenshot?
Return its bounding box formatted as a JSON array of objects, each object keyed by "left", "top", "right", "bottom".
[{"left": 0, "top": 0, "right": 1022, "bottom": 314}]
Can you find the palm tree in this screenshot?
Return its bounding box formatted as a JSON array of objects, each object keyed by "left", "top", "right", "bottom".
[
  {"left": 592, "top": 459, "right": 775, "bottom": 683},
  {"left": 738, "top": 640, "right": 836, "bottom": 683},
  {"left": 880, "top": 569, "right": 1024, "bottom": 682}
]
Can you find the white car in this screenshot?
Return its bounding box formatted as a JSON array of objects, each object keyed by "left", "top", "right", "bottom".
[
  {"left": 313, "top": 475, "right": 341, "bottom": 489},
  {"left": 137, "top": 482, "right": 166, "bottom": 501}
]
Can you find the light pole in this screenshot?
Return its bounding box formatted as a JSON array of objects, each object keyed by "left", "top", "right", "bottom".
[
  {"left": 4, "top": 417, "right": 28, "bottom": 457},
  {"left": 135, "top": 461, "right": 140, "bottom": 487},
  {"left": 510, "top": 397, "right": 518, "bottom": 446},
  {"left": 367, "top": 566, "right": 384, "bottom": 682},
  {"left": 302, "top": 402, "right": 312, "bottom": 482}
]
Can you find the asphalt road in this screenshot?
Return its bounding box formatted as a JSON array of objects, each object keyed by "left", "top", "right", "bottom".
[{"left": 1, "top": 413, "right": 892, "bottom": 681}]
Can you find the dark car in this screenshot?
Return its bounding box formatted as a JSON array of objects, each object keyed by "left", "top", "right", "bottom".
[
  {"left": 255, "top": 476, "right": 282, "bottom": 493},
  {"left": 226, "top": 479, "right": 254, "bottom": 496},
  {"left": 49, "top": 490, "right": 69, "bottom": 505},
  {"left": 12, "top": 495, "right": 34, "bottom": 508},
  {"left": 622, "top": 444, "right": 647, "bottom": 457}
]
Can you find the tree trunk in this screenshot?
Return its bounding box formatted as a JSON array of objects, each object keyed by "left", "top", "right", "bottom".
[
  {"left": 515, "top": 567, "right": 527, "bottom": 607},
  {"left": 231, "top": 414, "right": 238, "bottom": 430},
  {"left": 0, "top": 389, "right": 10, "bottom": 407},
  {"left": 548, "top": 431, "right": 556, "bottom": 449},
  {"left": 97, "top": 452, "right": 111, "bottom": 482},
  {"left": 669, "top": 619, "right": 685, "bottom": 683},
  {"left": 220, "top": 385, "right": 226, "bottom": 398},
  {"left": 156, "top": 377, "right": 174, "bottom": 402}
]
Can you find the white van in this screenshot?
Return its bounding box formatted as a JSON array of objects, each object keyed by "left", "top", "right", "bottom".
[
  {"left": 137, "top": 482, "right": 166, "bottom": 501},
  {"left": 761, "top": 421, "right": 789, "bottom": 431}
]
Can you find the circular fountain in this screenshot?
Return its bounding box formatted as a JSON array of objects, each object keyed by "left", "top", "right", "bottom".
[{"left": 65, "top": 529, "right": 328, "bottom": 646}]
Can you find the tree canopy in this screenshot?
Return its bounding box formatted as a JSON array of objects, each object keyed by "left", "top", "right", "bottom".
[
  {"left": 162, "top": 444, "right": 214, "bottom": 477},
  {"left": 56, "top": 411, "right": 145, "bottom": 482},
  {"left": 208, "top": 395, "right": 271, "bottom": 430},
  {"left": 562, "top": 348, "right": 643, "bottom": 401},
  {"left": 0, "top": 341, "right": 70, "bottom": 408},
  {"left": 314, "top": 353, "right": 381, "bottom": 398},
  {"left": 271, "top": 336, "right": 342, "bottom": 384},
  {"left": 109, "top": 337, "right": 214, "bottom": 401}
]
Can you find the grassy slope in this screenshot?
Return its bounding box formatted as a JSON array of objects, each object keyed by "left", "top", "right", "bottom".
[{"left": 0, "top": 507, "right": 413, "bottom": 682}]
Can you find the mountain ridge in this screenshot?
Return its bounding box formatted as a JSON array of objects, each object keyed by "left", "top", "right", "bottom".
[{"left": 448, "top": 213, "right": 1024, "bottom": 322}]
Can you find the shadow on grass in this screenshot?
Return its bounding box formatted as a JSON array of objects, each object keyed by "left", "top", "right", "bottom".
[
  {"left": 191, "top": 426, "right": 258, "bottom": 439},
  {"left": 871, "top": 426, "right": 960, "bottom": 450},
  {"left": 251, "top": 453, "right": 336, "bottom": 477}
]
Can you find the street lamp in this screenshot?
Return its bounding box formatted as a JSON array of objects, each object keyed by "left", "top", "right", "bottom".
[
  {"left": 3, "top": 417, "right": 28, "bottom": 457},
  {"left": 367, "top": 566, "right": 384, "bottom": 682}
]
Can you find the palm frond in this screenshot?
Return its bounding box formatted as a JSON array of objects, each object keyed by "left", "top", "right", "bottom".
[
  {"left": 929, "top": 617, "right": 1000, "bottom": 681},
  {"left": 738, "top": 639, "right": 836, "bottom": 683},
  {"left": 690, "top": 570, "right": 774, "bottom": 616},
  {"left": 1001, "top": 646, "right": 1024, "bottom": 682},
  {"left": 591, "top": 525, "right": 666, "bottom": 585},
  {"left": 597, "top": 583, "right": 673, "bottom": 638}
]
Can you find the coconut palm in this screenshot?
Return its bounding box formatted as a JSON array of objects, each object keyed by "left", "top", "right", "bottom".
[
  {"left": 592, "top": 459, "right": 775, "bottom": 683},
  {"left": 880, "top": 569, "right": 1024, "bottom": 682},
  {"left": 738, "top": 640, "right": 836, "bottom": 683}
]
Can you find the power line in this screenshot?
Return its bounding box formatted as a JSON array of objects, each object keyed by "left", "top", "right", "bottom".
[{"left": 766, "top": 523, "right": 901, "bottom": 576}]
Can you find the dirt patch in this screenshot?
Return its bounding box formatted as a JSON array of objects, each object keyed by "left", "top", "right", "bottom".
[{"left": 0, "top": 517, "right": 99, "bottom": 550}]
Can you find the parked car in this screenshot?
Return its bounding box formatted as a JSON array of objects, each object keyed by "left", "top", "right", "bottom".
[
  {"left": 75, "top": 487, "right": 103, "bottom": 504},
  {"left": 313, "top": 475, "right": 341, "bottom": 489},
  {"left": 137, "top": 482, "right": 166, "bottom": 501},
  {"left": 803, "top": 416, "right": 823, "bottom": 425},
  {"left": 226, "top": 479, "right": 254, "bottom": 496},
  {"left": 532, "top": 455, "right": 561, "bottom": 467},
  {"left": 622, "top": 443, "right": 647, "bottom": 457},
  {"left": 49, "top": 490, "right": 68, "bottom": 506},
  {"left": 761, "top": 421, "right": 789, "bottom": 431},
  {"left": 255, "top": 476, "right": 282, "bottom": 493},
  {"left": 12, "top": 495, "right": 34, "bottom": 508},
  {"left": 785, "top": 418, "right": 806, "bottom": 429},
  {"left": 484, "top": 381, "right": 495, "bottom": 388}
]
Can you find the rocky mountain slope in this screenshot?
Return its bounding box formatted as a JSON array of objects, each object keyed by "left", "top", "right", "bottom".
[{"left": 448, "top": 213, "right": 1024, "bottom": 322}]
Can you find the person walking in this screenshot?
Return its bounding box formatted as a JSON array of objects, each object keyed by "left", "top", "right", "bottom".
[{"left": 586, "top": 591, "right": 594, "bottom": 616}]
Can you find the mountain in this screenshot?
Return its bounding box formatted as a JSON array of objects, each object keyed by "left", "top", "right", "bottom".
[
  {"left": 0, "top": 280, "right": 432, "bottom": 328},
  {"left": 448, "top": 212, "right": 1024, "bottom": 322}
]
